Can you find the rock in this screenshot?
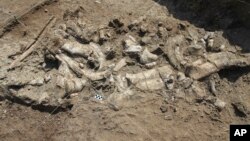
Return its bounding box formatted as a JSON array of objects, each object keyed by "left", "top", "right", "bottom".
[
  {"left": 204, "top": 32, "right": 215, "bottom": 40},
  {"left": 139, "top": 24, "right": 148, "bottom": 36},
  {"left": 99, "top": 29, "right": 109, "bottom": 42},
  {"left": 207, "top": 39, "right": 214, "bottom": 48},
  {"left": 232, "top": 102, "right": 248, "bottom": 117},
  {"left": 58, "top": 24, "right": 67, "bottom": 31},
  {"left": 157, "top": 27, "right": 168, "bottom": 38},
  {"left": 65, "top": 20, "right": 93, "bottom": 43},
  {"left": 162, "top": 75, "right": 175, "bottom": 90},
  {"left": 192, "top": 82, "right": 206, "bottom": 98},
  {"left": 187, "top": 44, "right": 204, "bottom": 56},
  {"left": 140, "top": 36, "right": 152, "bottom": 45},
  {"left": 187, "top": 27, "right": 199, "bottom": 41},
  {"left": 109, "top": 19, "right": 124, "bottom": 28},
  {"left": 177, "top": 72, "right": 186, "bottom": 81},
  {"left": 200, "top": 38, "right": 206, "bottom": 46},
  {"left": 66, "top": 21, "right": 83, "bottom": 39},
  {"left": 54, "top": 29, "right": 69, "bottom": 39},
  {"left": 174, "top": 89, "right": 186, "bottom": 99},
  {"left": 178, "top": 23, "right": 187, "bottom": 30},
  {"left": 44, "top": 74, "right": 51, "bottom": 83},
  {"left": 38, "top": 92, "right": 50, "bottom": 104},
  {"left": 79, "top": 63, "right": 85, "bottom": 69},
  {"left": 77, "top": 19, "right": 86, "bottom": 29},
  {"left": 182, "top": 78, "right": 193, "bottom": 89},
  {"left": 108, "top": 103, "right": 121, "bottom": 111},
  {"left": 214, "top": 98, "right": 226, "bottom": 110},
  {"left": 29, "top": 77, "right": 44, "bottom": 86},
  {"left": 164, "top": 114, "right": 173, "bottom": 120},
  {"left": 209, "top": 79, "right": 217, "bottom": 95},
  {"left": 160, "top": 105, "right": 168, "bottom": 113},
  {"left": 0, "top": 86, "right": 8, "bottom": 101}
]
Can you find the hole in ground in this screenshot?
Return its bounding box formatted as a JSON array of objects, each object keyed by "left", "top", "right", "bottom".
[{"left": 218, "top": 66, "right": 250, "bottom": 82}]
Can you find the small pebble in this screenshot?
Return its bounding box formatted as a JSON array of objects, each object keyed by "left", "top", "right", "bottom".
[
  {"left": 160, "top": 105, "right": 168, "bottom": 113},
  {"left": 214, "top": 99, "right": 226, "bottom": 110}
]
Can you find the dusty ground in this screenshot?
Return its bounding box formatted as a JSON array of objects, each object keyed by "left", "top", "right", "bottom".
[{"left": 0, "top": 0, "right": 250, "bottom": 141}]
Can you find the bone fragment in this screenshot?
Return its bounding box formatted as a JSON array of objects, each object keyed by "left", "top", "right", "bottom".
[
  {"left": 82, "top": 69, "right": 110, "bottom": 81},
  {"left": 113, "top": 58, "right": 127, "bottom": 72},
  {"left": 136, "top": 78, "right": 165, "bottom": 90},
  {"left": 56, "top": 54, "right": 83, "bottom": 77},
  {"left": 126, "top": 69, "right": 159, "bottom": 84},
  {"left": 89, "top": 42, "right": 106, "bottom": 69},
  {"left": 125, "top": 65, "right": 173, "bottom": 84},
  {"left": 114, "top": 75, "right": 128, "bottom": 92},
  {"left": 65, "top": 78, "right": 87, "bottom": 94},
  {"left": 165, "top": 35, "right": 184, "bottom": 69},
  {"left": 28, "top": 77, "right": 44, "bottom": 86},
  {"left": 145, "top": 62, "right": 157, "bottom": 69},
  {"left": 57, "top": 53, "right": 110, "bottom": 81},
  {"left": 140, "top": 48, "right": 158, "bottom": 64},
  {"left": 61, "top": 41, "right": 92, "bottom": 57},
  {"left": 124, "top": 36, "right": 142, "bottom": 53},
  {"left": 187, "top": 52, "right": 250, "bottom": 80}
]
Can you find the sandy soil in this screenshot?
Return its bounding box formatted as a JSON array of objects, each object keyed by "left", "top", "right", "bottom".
[{"left": 0, "top": 0, "right": 250, "bottom": 141}]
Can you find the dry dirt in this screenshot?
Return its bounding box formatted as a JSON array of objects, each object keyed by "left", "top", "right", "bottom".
[{"left": 0, "top": 0, "right": 250, "bottom": 141}]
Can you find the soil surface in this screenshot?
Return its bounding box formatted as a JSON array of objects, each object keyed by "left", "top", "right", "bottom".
[{"left": 0, "top": 0, "right": 250, "bottom": 141}]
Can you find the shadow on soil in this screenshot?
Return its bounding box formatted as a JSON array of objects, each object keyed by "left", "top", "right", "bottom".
[{"left": 155, "top": 0, "right": 250, "bottom": 52}]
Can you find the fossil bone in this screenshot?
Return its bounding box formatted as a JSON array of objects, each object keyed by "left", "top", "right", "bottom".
[
  {"left": 56, "top": 57, "right": 87, "bottom": 94},
  {"left": 82, "top": 69, "right": 110, "bottom": 81},
  {"left": 162, "top": 75, "right": 175, "bottom": 90},
  {"left": 65, "top": 78, "right": 87, "bottom": 94},
  {"left": 28, "top": 77, "right": 44, "bottom": 86},
  {"left": 187, "top": 52, "right": 250, "bottom": 80},
  {"left": 145, "top": 62, "right": 157, "bottom": 69},
  {"left": 89, "top": 42, "right": 106, "bottom": 70},
  {"left": 124, "top": 36, "right": 142, "bottom": 53},
  {"left": 56, "top": 53, "right": 109, "bottom": 81},
  {"left": 165, "top": 35, "right": 185, "bottom": 70},
  {"left": 136, "top": 78, "right": 165, "bottom": 90},
  {"left": 61, "top": 41, "right": 92, "bottom": 58},
  {"left": 113, "top": 58, "right": 127, "bottom": 72},
  {"left": 125, "top": 65, "right": 173, "bottom": 84},
  {"left": 56, "top": 54, "right": 83, "bottom": 77},
  {"left": 140, "top": 48, "right": 158, "bottom": 64},
  {"left": 126, "top": 69, "right": 159, "bottom": 84}
]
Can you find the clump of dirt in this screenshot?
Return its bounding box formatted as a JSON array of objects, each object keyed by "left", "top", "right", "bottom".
[{"left": 1, "top": 0, "right": 250, "bottom": 140}]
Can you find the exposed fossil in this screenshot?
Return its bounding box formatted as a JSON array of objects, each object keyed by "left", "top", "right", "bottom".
[
  {"left": 186, "top": 52, "right": 250, "bottom": 80},
  {"left": 140, "top": 48, "right": 158, "bottom": 64}
]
